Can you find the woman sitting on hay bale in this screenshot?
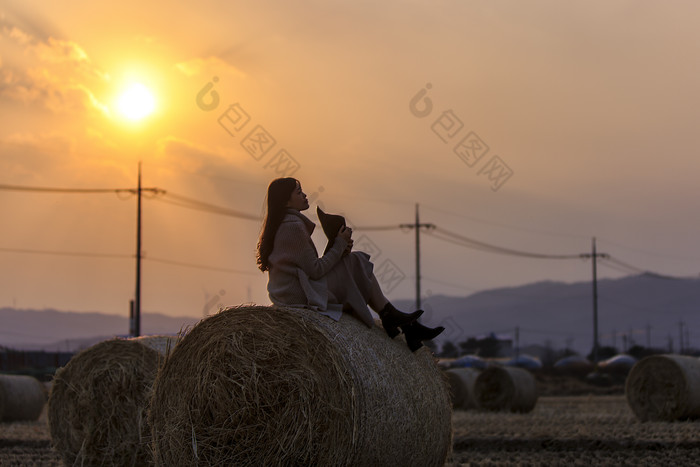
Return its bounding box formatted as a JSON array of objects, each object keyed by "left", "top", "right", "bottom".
[{"left": 257, "top": 177, "right": 444, "bottom": 351}]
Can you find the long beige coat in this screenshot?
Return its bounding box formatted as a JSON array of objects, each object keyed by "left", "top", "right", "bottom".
[{"left": 267, "top": 209, "right": 375, "bottom": 324}]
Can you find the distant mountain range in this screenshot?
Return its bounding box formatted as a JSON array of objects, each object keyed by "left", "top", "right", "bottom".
[
  {"left": 0, "top": 308, "right": 202, "bottom": 352},
  {"left": 2, "top": 274, "right": 698, "bottom": 354},
  {"left": 395, "top": 273, "right": 700, "bottom": 355}
]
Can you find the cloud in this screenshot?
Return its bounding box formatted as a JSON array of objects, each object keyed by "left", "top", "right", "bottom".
[
  {"left": 0, "top": 16, "right": 110, "bottom": 116},
  {"left": 157, "top": 135, "right": 251, "bottom": 173},
  {"left": 0, "top": 132, "right": 75, "bottom": 182},
  {"left": 175, "top": 56, "right": 246, "bottom": 79},
  {"left": 155, "top": 135, "right": 263, "bottom": 185},
  {"left": 157, "top": 136, "right": 219, "bottom": 171}
]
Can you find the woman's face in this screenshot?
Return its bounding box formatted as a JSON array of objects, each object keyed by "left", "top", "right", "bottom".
[{"left": 286, "top": 181, "right": 309, "bottom": 211}]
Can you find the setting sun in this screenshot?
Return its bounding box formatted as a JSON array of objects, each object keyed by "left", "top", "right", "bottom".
[{"left": 117, "top": 82, "right": 156, "bottom": 121}]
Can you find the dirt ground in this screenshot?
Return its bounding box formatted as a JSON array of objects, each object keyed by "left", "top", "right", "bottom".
[
  {"left": 2, "top": 392, "right": 699, "bottom": 466},
  {"left": 450, "top": 395, "right": 700, "bottom": 466}
]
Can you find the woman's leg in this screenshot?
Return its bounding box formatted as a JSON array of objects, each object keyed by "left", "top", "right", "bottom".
[
  {"left": 329, "top": 251, "right": 425, "bottom": 335},
  {"left": 363, "top": 258, "right": 445, "bottom": 346},
  {"left": 367, "top": 275, "right": 389, "bottom": 312}
]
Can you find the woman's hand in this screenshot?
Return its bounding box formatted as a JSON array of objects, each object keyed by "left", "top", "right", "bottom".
[
  {"left": 337, "top": 226, "right": 352, "bottom": 242},
  {"left": 338, "top": 226, "right": 353, "bottom": 256}
]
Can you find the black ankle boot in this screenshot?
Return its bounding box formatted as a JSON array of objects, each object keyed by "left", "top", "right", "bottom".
[
  {"left": 379, "top": 303, "right": 424, "bottom": 338},
  {"left": 402, "top": 321, "right": 445, "bottom": 352}
]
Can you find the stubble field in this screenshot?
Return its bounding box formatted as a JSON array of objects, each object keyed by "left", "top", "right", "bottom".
[{"left": 2, "top": 394, "right": 699, "bottom": 466}]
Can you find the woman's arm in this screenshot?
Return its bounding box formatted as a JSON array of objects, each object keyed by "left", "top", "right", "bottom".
[{"left": 275, "top": 221, "right": 348, "bottom": 280}]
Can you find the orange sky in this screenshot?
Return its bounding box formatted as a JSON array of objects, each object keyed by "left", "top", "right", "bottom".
[{"left": 1, "top": 0, "right": 699, "bottom": 323}]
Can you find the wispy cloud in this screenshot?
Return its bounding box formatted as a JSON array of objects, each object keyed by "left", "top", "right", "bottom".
[
  {"left": 0, "top": 132, "right": 75, "bottom": 182},
  {"left": 175, "top": 56, "right": 246, "bottom": 79},
  {"left": 156, "top": 135, "right": 260, "bottom": 181},
  {"left": 0, "top": 15, "right": 110, "bottom": 115}
]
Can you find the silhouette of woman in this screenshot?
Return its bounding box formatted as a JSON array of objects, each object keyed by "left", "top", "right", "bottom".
[{"left": 257, "top": 177, "right": 444, "bottom": 351}]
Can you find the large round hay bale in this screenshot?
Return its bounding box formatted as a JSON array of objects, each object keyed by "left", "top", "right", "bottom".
[
  {"left": 150, "top": 305, "right": 452, "bottom": 466},
  {"left": 474, "top": 365, "right": 538, "bottom": 413},
  {"left": 625, "top": 354, "right": 700, "bottom": 422},
  {"left": 0, "top": 374, "right": 46, "bottom": 422},
  {"left": 445, "top": 368, "right": 479, "bottom": 410},
  {"left": 48, "top": 336, "right": 174, "bottom": 466}
]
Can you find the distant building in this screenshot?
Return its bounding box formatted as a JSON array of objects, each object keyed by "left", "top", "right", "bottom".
[{"left": 460, "top": 332, "right": 513, "bottom": 358}]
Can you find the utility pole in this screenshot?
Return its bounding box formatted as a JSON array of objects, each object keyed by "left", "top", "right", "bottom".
[
  {"left": 130, "top": 163, "right": 164, "bottom": 337},
  {"left": 580, "top": 237, "right": 609, "bottom": 363},
  {"left": 134, "top": 161, "right": 143, "bottom": 337},
  {"left": 400, "top": 204, "right": 435, "bottom": 310}
]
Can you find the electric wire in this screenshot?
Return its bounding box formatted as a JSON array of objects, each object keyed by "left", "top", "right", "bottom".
[
  {"left": 421, "top": 203, "right": 591, "bottom": 240},
  {"left": 0, "top": 184, "right": 164, "bottom": 195},
  {"left": 0, "top": 247, "right": 131, "bottom": 259},
  {"left": 601, "top": 257, "right": 695, "bottom": 280},
  {"left": 145, "top": 256, "right": 259, "bottom": 276},
  {"left": 153, "top": 192, "right": 261, "bottom": 221},
  {"left": 598, "top": 236, "right": 700, "bottom": 262},
  {"left": 427, "top": 226, "right": 583, "bottom": 259},
  {"left": 352, "top": 225, "right": 402, "bottom": 231},
  {"left": 2, "top": 183, "right": 695, "bottom": 286}
]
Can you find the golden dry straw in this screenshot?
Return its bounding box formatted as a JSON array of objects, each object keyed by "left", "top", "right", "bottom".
[
  {"left": 0, "top": 374, "right": 46, "bottom": 422},
  {"left": 625, "top": 354, "right": 700, "bottom": 422},
  {"left": 48, "top": 336, "right": 174, "bottom": 466},
  {"left": 474, "top": 365, "right": 538, "bottom": 413},
  {"left": 445, "top": 368, "right": 479, "bottom": 410},
  {"left": 149, "top": 305, "right": 453, "bottom": 466}
]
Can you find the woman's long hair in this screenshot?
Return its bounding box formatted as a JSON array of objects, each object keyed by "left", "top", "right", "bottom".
[{"left": 256, "top": 177, "right": 298, "bottom": 272}]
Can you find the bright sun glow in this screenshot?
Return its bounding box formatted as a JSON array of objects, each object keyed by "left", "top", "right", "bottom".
[{"left": 118, "top": 83, "right": 156, "bottom": 121}]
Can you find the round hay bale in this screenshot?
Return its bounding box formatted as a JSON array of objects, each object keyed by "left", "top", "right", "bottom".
[
  {"left": 445, "top": 368, "right": 479, "bottom": 410},
  {"left": 150, "top": 305, "right": 452, "bottom": 466},
  {"left": 0, "top": 374, "right": 46, "bottom": 422},
  {"left": 553, "top": 355, "right": 594, "bottom": 378},
  {"left": 625, "top": 354, "right": 700, "bottom": 422},
  {"left": 48, "top": 336, "right": 174, "bottom": 466},
  {"left": 474, "top": 365, "right": 538, "bottom": 413},
  {"left": 599, "top": 354, "right": 637, "bottom": 376}
]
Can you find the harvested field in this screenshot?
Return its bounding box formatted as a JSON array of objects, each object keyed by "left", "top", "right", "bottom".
[{"left": 3, "top": 393, "right": 700, "bottom": 466}]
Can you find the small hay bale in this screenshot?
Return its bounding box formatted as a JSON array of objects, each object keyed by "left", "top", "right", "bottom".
[
  {"left": 474, "top": 365, "right": 538, "bottom": 413},
  {"left": 0, "top": 374, "right": 46, "bottom": 422},
  {"left": 48, "top": 335, "right": 174, "bottom": 466},
  {"left": 445, "top": 368, "right": 479, "bottom": 410},
  {"left": 149, "top": 305, "right": 452, "bottom": 466},
  {"left": 625, "top": 354, "right": 700, "bottom": 422}
]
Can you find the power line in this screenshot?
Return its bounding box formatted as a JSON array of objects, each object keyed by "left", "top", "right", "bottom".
[
  {"left": 0, "top": 183, "right": 164, "bottom": 195},
  {"left": 598, "top": 237, "right": 700, "bottom": 262},
  {"left": 0, "top": 181, "right": 260, "bottom": 222},
  {"left": 427, "top": 226, "right": 582, "bottom": 259},
  {"left": 601, "top": 256, "right": 695, "bottom": 280},
  {"left": 421, "top": 204, "right": 590, "bottom": 241},
  {"left": 0, "top": 246, "right": 258, "bottom": 276},
  {"left": 153, "top": 192, "right": 261, "bottom": 221},
  {"left": 3, "top": 181, "right": 696, "bottom": 296},
  {"left": 352, "top": 225, "right": 401, "bottom": 231},
  {"left": 0, "top": 247, "right": 131, "bottom": 259},
  {"left": 145, "top": 257, "right": 258, "bottom": 276},
  {"left": 0, "top": 184, "right": 128, "bottom": 194},
  {"left": 356, "top": 215, "right": 694, "bottom": 284},
  {"left": 421, "top": 276, "right": 480, "bottom": 292}
]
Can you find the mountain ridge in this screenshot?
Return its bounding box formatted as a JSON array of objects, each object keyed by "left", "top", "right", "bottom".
[{"left": 2, "top": 273, "right": 698, "bottom": 354}]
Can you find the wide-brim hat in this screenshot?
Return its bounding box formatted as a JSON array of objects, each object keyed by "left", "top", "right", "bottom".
[{"left": 317, "top": 206, "right": 346, "bottom": 254}]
